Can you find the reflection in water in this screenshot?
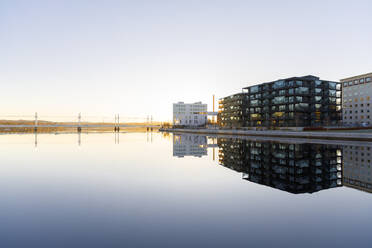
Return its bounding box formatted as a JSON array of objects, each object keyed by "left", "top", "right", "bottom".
[
  {"left": 218, "top": 138, "right": 343, "bottom": 194},
  {"left": 173, "top": 134, "right": 208, "bottom": 158},
  {"left": 343, "top": 145, "right": 372, "bottom": 193}
]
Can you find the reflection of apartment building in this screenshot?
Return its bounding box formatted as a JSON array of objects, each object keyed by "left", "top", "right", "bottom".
[
  {"left": 173, "top": 134, "right": 207, "bottom": 158},
  {"left": 219, "top": 75, "right": 341, "bottom": 128},
  {"left": 342, "top": 145, "right": 372, "bottom": 193},
  {"left": 173, "top": 102, "right": 207, "bottom": 127},
  {"left": 341, "top": 72, "right": 372, "bottom": 126},
  {"left": 218, "top": 138, "right": 342, "bottom": 194}
]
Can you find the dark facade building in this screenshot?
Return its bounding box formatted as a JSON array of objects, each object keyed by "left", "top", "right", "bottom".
[
  {"left": 218, "top": 138, "right": 342, "bottom": 194},
  {"left": 219, "top": 75, "right": 341, "bottom": 128},
  {"left": 218, "top": 93, "right": 245, "bottom": 128}
]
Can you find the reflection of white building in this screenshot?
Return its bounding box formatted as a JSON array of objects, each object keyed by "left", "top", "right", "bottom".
[
  {"left": 173, "top": 134, "right": 207, "bottom": 157},
  {"left": 173, "top": 102, "right": 207, "bottom": 127},
  {"left": 343, "top": 145, "right": 372, "bottom": 193}
]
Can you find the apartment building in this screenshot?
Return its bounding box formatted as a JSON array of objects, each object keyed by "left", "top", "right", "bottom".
[
  {"left": 218, "top": 93, "right": 245, "bottom": 128},
  {"left": 341, "top": 72, "right": 372, "bottom": 126},
  {"left": 173, "top": 102, "right": 207, "bottom": 127},
  {"left": 219, "top": 75, "right": 341, "bottom": 128}
]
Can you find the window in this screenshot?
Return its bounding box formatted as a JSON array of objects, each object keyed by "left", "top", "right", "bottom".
[
  {"left": 366, "top": 77, "right": 371, "bottom": 82},
  {"left": 329, "top": 82, "right": 337, "bottom": 89},
  {"left": 273, "top": 80, "right": 286, "bottom": 89},
  {"left": 295, "top": 103, "right": 309, "bottom": 111},
  {"left": 329, "top": 89, "right": 336, "bottom": 97},
  {"left": 250, "top": 99, "right": 259, "bottom": 106},
  {"left": 343, "top": 82, "right": 348, "bottom": 87},
  {"left": 348, "top": 82, "right": 352, "bottom": 86},
  {"left": 295, "top": 87, "right": 309, "bottom": 94},
  {"left": 250, "top": 86, "right": 259, "bottom": 94},
  {"left": 360, "top": 78, "right": 365, "bottom": 83},
  {"left": 273, "top": 96, "right": 286, "bottom": 104}
]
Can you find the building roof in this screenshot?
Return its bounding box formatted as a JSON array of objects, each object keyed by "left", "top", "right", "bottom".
[
  {"left": 340, "top": 72, "right": 372, "bottom": 82},
  {"left": 219, "top": 92, "right": 245, "bottom": 100},
  {"left": 243, "top": 75, "right": 321, "bottom": 89}
]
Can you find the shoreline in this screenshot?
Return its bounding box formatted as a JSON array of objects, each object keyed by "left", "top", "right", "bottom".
[{"left": 160, "top": 128, "right": 372, "bottom": 141}]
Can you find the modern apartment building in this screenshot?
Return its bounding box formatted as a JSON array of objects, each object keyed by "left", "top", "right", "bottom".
[
  {"left": 341, "top": 72, "right": 372, "bottom": 126},
  {"left": 219, "top": 75, "right": 341, "bottom": 128},
  {"left": 218, "top": 93, "right": 245, "bottom": 128},
  {"left": 173, "top": 102, "right": 207, "bottom": 127},
  {"left": 218, "top": 138, "right": 342, "bottom": 194},
  {"left": 342, "top": 144, "right": 372, "bottom": 193}
]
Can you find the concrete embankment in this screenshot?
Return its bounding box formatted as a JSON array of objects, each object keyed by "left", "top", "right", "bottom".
[{"left": 161, "top": 128, "right": 372, "bottom": 141}]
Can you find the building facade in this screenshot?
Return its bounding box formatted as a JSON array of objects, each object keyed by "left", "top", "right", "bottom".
[
  {"left": 341, "top": 72, "right": 372, "bottom": 126},
  {"left": 219, "top": 75, "right": 341, "bottom": 128},
  {"left": 218, "top": 138, "right": 342, "bottom": 194},
  {"left": 218, "top": 93, "right": 246, "bottom": 128},
  {"left": 173, "top": 102, "right": 207, "bottom": 127}
]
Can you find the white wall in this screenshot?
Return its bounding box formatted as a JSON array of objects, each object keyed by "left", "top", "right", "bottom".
[{"left": 173, "top": 102, "right": 207, "bottom": 126}]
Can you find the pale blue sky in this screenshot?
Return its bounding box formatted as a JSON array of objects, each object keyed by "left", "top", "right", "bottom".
[{"left": 1, "top": 0, "right": 372, "bottom": 121}]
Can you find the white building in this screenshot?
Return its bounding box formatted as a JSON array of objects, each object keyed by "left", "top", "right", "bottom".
[
  {"left": 173, "top": 102, "right": 207, "bottom": 127},
  {"left": 341, "top": 72, "right": 372, "bottom": 126}
]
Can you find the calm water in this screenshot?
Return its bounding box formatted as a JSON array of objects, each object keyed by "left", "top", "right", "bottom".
[{"left": 0, "top": 132, "right": 371, "bottom": 247}]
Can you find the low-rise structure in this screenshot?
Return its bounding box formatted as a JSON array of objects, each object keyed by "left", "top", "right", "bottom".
[
  {"left": 173, "top": 102, "right": 207, "bottom": 127},
  {"left": 341, "top": 72, "right": 372, "bottom": 126}
]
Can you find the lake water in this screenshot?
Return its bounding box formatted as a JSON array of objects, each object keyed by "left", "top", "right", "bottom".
[{"left": 0, "top": 132, "right": 371, "bottom": 247}]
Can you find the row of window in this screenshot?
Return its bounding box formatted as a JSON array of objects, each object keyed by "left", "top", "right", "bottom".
[
  {"left": 343, "top": 77, "right": 372, "bottom": 87},
  {"left": 343, "top": 96, "right": 371, "bottom": 102},
  {"left": 344, "top": 116, "right": 370, "bottom": 119},
  {"left": 343, "top": 103, "right": 371, "bottom": 108},
  {"left": 345, "top": 109, "right": 370, "bottom": 114}
]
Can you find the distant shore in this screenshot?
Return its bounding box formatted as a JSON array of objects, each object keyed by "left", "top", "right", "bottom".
[{"left": 0, "top": 120, "right": 159, "bottom": 133}]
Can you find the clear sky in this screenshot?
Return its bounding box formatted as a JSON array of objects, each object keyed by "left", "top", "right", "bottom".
[{"left": 1, "top": 0, "right": 372, "bottom": 122}]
